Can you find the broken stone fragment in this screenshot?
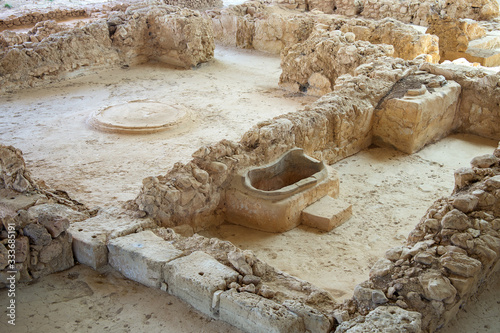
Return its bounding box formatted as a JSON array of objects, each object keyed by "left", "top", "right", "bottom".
[
  {"left": 239, "top": 283, "right": 256, "bottom": 293},
  {"left": 485, "top": 175, "right": 500, "bottom": 189},
  {"left": 0, "top": 243, "right": 10, "bottom": 269},
  {"left": 258, "top": 284, "right": 276, "bottom": 298},
  {"left": 335, "top": 306, "right": 421, "bottom": 333},
  {"left": 369, "top": 258, "right": 394, "bottom": 278},
  {"left": 470, "top": 154, "right": 498, "bottom": 168},
  {"left": 39, "top": 237, "right": 63, "bottom": 263},
  {"left": 23, "top": 223, "right": 52, "bottom": 246},
  {"left": 385, "top": 246, "right": 403, "bottom": 261},
  {"left": 454, "top": 167, "right": 476, "bottom": 189},
  {"left": 440, "top": 251, "right": 482, "bottom": 277},
  {"left": 452, "top": 194, "right": 478, "bottom": 213},
  {"left": 227, "top": 250, "right": 253, "bottom": 276},
  {"left": 38, "top": 214, "right": 69, "bottom": 238},
  {"left": 419, "top": 271, "right": 457, "bottom": 302},
  {"left": 440, "top": 209, "right": 471, "bottom": 231},
  {"left": 242, "top": 274, "right": 261, "bottom": 285},
  {"left": 14, "top": 236, "right": 29, "bottom": 263}
]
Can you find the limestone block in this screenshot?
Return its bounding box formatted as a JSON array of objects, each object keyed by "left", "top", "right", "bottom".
[
  {"left": 164, "top": 251, "right": 239, "bottom": 318},
  {"left": 219, "top": 290, "right": 305, "bottom": 333},
  {"left": 301, "top": 195, "right": 352, "bottom": 231},
  {"left": 335, "top": 306, "right": 422, "bottom": 333},
  {"left": 282, "top": 300, "right": 332, "bottom": 333},
  {"left": 441, "top": 209, "right": 471, "bottom": 231},
  {"left": 107, "top": 231, "right": 183, "bottom": 288},
  {"left": 71, "top": 231, "right": 108, "bottom": 270},
  {"left": 68, "top": 210, "right": 155, "bottom": 270},
  {"left": 373, "top": 80, "right": 461, "bottom": 154},
  {"left": 27, "top": 203, "right": 88, "bottom": 223},
  {"left": 0, "top": 189, "right": 45, "bottom": 212},
  {"left": 419, "top": 271, "right": 457, "bottom": 302}
]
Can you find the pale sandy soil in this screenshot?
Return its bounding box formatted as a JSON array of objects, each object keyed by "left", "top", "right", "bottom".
[
  {"left": 0, "top": 264, "right": 244, "bottom": 333},
  {"left": 200, "top": 134, "right": 498, "bottom": 301},
  {"left": 1, "top": 1, "right": 500, "bottom": 332},
  {"left": 0, "top": 46, "right": 316, "bottom": 208}
]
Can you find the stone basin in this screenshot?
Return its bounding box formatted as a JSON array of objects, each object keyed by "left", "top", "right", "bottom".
[{"left": 224, "top": 148, "right": 339, "bottom": 233}]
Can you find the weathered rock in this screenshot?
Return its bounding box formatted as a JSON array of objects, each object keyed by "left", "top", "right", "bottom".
[
  {"left": 0, "top": 145, "right": 35, "bottom": 193},
  {"left": 454, "top": 167, "right": 477, "bottom": 189},
  {"left": 283, "top": 300, "right": 332, "bottom": 333},
  {"left": 471, "top": 154, "right": 498, "bottom": 168},
  {"left": 38, "top": 215, "right": 70, "bottom": 238},
  {"left": 164, "top": 251, "right": 239, "bottom": 317},
  {"left": 27, "top": 203, "right": 88, "bottom": 224},
  {"left": 452, "top": 194, "right": 479, "bottom": 213},
  {"left": 419, "top": 271, "right": 457, "bottom": 302},
  {"left": 440, "top": 251, "right": 482, "bottom": 277},
  {"left": 0, "top": 243, "right": 9, "bottom": 270},
  {"left": 242, "top": 274, "right": 261, "bottom": 285},
  {"left": 369, "top": 258, "right": 394, "bottom": 278},
  {"left": 219, "top": 290, "right": 305, "bottom": 333},
  {"left": 441, "top": 209, "right": 471, "bottom": 231},
  {"left": 279, "top": 29, "right": 393, "bottom": 96},
  {"left": 335, "top": 306, "right": 422, "bottom": 333},
  {"left": 14, "top": 236, "right": 29, "bottom": 263},
  {"left": 228, "top": 250, "right": 253, "bottom": 276},
  {"left": 23, "top": 223, "right": 52, "bottom": 246}
]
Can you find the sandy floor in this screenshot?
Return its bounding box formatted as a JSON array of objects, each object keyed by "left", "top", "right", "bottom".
[
  {"left": 200, "top": 134, "right": 499, "bottom": 301},
  {"left": 0, "top": 264, "right": 244, "bottom": 333},
  {"left": 1, "top": 1, "right": 500, "bottom": 331},
  {"left": 0, "top": 46, "right": 316, "bottom": 208}
]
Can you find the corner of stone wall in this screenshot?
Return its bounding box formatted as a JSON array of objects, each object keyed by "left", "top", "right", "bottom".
[
  {"left": 0, "top": 144, "right": 91, "bottom": 287},
  {"left": 332, "top": 146, "right": 500, "bottom": 332}
]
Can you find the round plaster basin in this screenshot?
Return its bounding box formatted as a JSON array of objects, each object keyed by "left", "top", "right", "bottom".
[{"left": 88, "top": 100, "right": 188, "bottom": 134}]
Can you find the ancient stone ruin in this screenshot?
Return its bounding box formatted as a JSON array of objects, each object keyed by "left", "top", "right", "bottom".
[{"left": 1, "top": 0, "right": 500, "bottom": 332}]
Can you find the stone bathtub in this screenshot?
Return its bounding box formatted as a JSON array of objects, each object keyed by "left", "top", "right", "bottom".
[{"left": 224, "top": 148, "right": 340, "bottom": 232}]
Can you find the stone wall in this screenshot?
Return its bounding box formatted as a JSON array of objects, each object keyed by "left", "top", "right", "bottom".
[
  {"left": 135, "top": 56, "right": 419, "bottom": 230},
  {"left": 346, "top": 0, "right": 500, "bottom": 26},
  {"left": 0, "top": 145, "right": 89, "bottom": 287},
  {"left": 427, "top": 17, "right": 486, "bottom": 61},
  {"left": 209, "top": 2, "right": 315, "bottom": 54},
  {"left": 340, "top": 18, "right": 440, "bottom": 63},
  {"left": 336, "top": 148, "right": 500, "bottom": 332},
  {"left": 422, "top": 62, "right": 500, "bottom": 141},
  {"left": 278, "top": 28, "right": 394, "bottom": 96},
  {"left": 210, "top": 3, "right": 439, "bottom": 62},
  {"left": 0, "top": 0, "right": 222, "bottom": 31},
  {"left": 0, "top": 3, "right": 215, "bottom": 92}
]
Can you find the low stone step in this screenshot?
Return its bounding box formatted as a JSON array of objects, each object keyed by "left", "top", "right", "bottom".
[
  {"left": 107, "top": 230, "right": 183, "bottom": 288},
  {"left": 301, "top": 196, "right": 352, "bottom": 232}
]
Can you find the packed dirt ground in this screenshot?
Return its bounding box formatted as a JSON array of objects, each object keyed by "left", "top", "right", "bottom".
[{"left": 1, "top": 0, "right": 500, "bottom": 332}]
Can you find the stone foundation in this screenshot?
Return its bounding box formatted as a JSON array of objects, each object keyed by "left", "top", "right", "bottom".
[
  {"left": 0, "top": 145, "right": 89, "bottom": 286},
  {"left": 0, "top": 2, "right": 216, "bottom": 92}
]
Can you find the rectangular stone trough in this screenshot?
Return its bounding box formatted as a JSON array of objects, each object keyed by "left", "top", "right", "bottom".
[{"left": 225, "top": 148, "right": 339, "bottom": 233}]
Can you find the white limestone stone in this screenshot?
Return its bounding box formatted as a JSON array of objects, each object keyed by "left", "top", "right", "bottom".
[
  {"left": 107, "top": 230, "right": 183, "bottom": 288},
  {"left": 164, "top": 251, "right": 239, "bottom": 318}
]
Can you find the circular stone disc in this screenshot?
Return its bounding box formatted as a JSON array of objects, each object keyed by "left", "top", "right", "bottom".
[{"left": 88, "top": 100, "right": 188, "bottom": 134}]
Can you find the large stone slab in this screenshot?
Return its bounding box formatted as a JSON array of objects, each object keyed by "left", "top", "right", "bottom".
[
  {"left": 163, "top": 251, "right": 239, "bottom": 318},
  {"left": 219, "top": 290, "right": 305, "bottom": 333},
  {"left": 301, "top": 195, "right": 352, "bottom": 231},
  {"left": 68, "top": 209, "right": 155, "bottom": 270},
  {"left": 107, "top": 230, "right": 183, "bottom": 288}
]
